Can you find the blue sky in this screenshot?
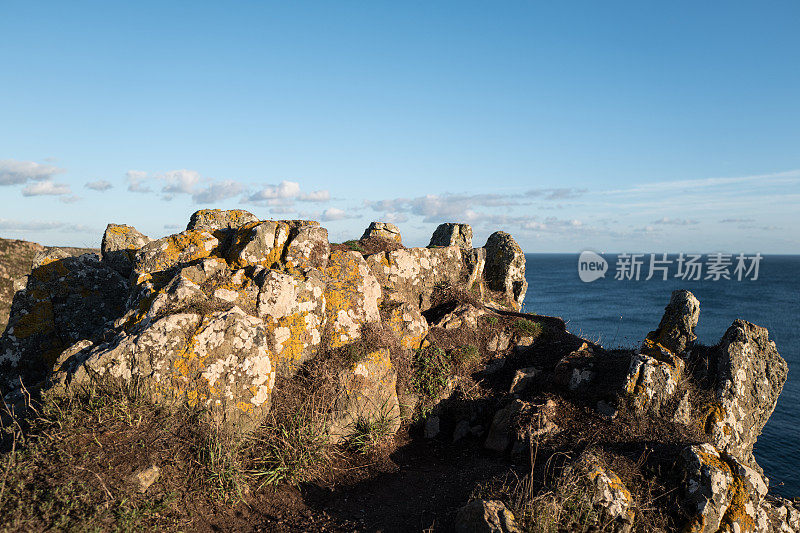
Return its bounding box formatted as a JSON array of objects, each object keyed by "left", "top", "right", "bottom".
[{"left": 1, "top": 1, "right": 799, "bottom": 253}]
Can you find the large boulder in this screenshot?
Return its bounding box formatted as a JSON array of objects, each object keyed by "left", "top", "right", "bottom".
[
  {"left": 678, "top": 443, "right": 769, "bottom": 533},
  {"left": 361, "top": 221, "right": 402, "bottom": 244},
  {"left": 705, "top": 320, "right": 788, "bottom": 467},
  {"left": 51, "top": 307, "right": 276, "bottom": 432},
  {"left": 645, "top": 289, "right": 700, "bottom": 355},
  {"left": 186, "top": 208, "right": 259, "bottom": 232},
  {"left": 482, "top": 232, "right": 527, "bottom": 311},
  {"left": 327, "top": 348, "right": 401, "bottom": 443},
  {"left": 133, "top": 229, "right": 221, "bottom": 276},
  {"left": 0, "top": 252, "right": 128, "bottom": 391},
  {"left": 365, "top": 246, "right": 464, "bottom": 312},
  {"left": 429, "top": 223, "right": 473, "bottom": 250},
  {"left": 101, "top": 224, "right": 152, "bottom": 278},
  {"left": 324, "top": 250, "right": 382, "bottom": 348}
]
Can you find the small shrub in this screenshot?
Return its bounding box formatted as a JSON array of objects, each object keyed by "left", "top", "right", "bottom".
[
  {"left": 344, "top": 240, "right": 366, "bottom": 253},
  {"left": 452, "top": 344, "right": 481, "bottom": 370},
  {"left": 411, "top": 346, "right": 452, "bottom": 416},
  {"left": 250, "top": 407, "right": 330, "bottom": 487},
  {"left": 513, "top": 319, "right": 544, "bottom": 337},
  {"left": 487, "top": 316, "right": 499, "bottom": 327},
  {"left": 346, "top": 408, "right": 397, "bottom": 455}
]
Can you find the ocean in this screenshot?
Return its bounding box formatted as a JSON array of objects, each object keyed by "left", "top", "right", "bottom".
[{"left": 521, "top": 253, "right": 799, "bottom": 497}]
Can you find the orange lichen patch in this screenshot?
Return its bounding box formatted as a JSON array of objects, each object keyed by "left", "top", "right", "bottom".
[
  {"left": 10, "top": 300, "right": 55, "bottom": 339},
  {"left": 137, "top": 230, "right": 219, "bottom": 274},
  {"left": 324, "top": 250, "right": 380, "bottom": 349},
  {"left": 719, "top": 472, "right": 757, "bottom": 533},
  {"left": 30, "top": 259, "right": 69, "bottom": 283},
  {"left": 227, "top": 221, "right": 288, "bottom": 270},
  {"left": 384, "top": 305, "right": 427, "bottom": 350}
]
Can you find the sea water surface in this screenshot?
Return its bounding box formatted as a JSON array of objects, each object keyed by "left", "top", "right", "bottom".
[{"left": 521, "top": 253, "right": 799, "bottom": 497}]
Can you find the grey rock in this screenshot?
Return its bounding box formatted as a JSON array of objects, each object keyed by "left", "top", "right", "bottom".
[
  {"left": 186, "top": 209, "right": 259, "bottom": 232},
  {"left": 482, "top": 232, "right": 527, "bottom": 311},
  {"left": 645, "top": 289, "right": 700, "bottom": 355},
  {"left": 429, "top": 223, "right": 473, "bottom": 249},
  {"left": 708, "top": 319, "right": 788, "bottom": 467},
  {"left": 101, "top": 224, "right": 151, "bottom": 277},
  {"left": 424, "top": 415, "right": 440, "bottom": 439},
  {"left": 361, "top": 221, "right": 402, "bottom": 243},
  {"left": 455, "top": 499, "right": 520, "bottom": 533}
]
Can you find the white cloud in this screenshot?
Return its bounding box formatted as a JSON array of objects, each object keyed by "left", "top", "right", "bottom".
[
  {"left": 298, "top": 190, "right": 331, "bottom": 202},
  {"left": 652, "top": 217, "right": 699, "bottom": 226},
  {"left": 0, "top": 218, "right": 90, "bottom": 232},
  {"left": 126, "top": 170, "right": 151, "bottom": 193},
  {"left": 526, "top": 187, "right": 587, "bottom": 200},
  {"left": 85, "top": 180, "right": 113, "bottom": 191},
  {"left": 192, "top": 180, "right": 243, "bottom": 204},
  {"left": 0, "top": 159, "right": 64, "bottom": 185},
  {"left": 160, "top": 169, "right": 202, "bottom": 196},
  {"left": 246, "top": 180, "right": 302, "bottom": 203},
  {"left": 22, "top": 181, "right": 72, "bottom": 196},
  {"left": 319, "top": 207, "right": 359, "bottom": 221}
]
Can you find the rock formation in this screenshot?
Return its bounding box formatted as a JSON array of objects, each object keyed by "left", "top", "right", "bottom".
[
  {"left": 0, "top": 214, "right": 794, "bottom": 533},
  {"left": 0, "top": 210, "right": 527, "bottom": 439}
]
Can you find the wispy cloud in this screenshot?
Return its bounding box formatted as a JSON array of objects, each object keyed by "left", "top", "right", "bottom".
[
  {"left": 85, "top": 180, "right": 113, "bottom": 191},
  {"left": 652, "top": 217, "right": 699, "bottom": 225},
  {"left": 126, "top": 170, "right": 151, "bottom": 193},
  {"left": 0, "top": 218, "right": 90, "bottom": 232},
  {"left": 526, "top": 187, "right": 587, "bottom": 200},
  {"left": 22, "top": 181, "right": 72, "bottom": 197},
  {"left": 192, "top": 180, "right": 243, "bottom": 204},
  {"left": 0, "top": 159, "right": 64, "bottom": 186}
]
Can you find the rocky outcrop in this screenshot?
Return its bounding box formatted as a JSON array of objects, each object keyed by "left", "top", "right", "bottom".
[
  {"left": 707, "top": 320, "right": 788, "bottom": 468},
  {"left": 645, "top": 289, "right": 700, "bottom": 355},
  {"left": 101, "top": 223, "right": 152, "bottom": 277},
  {"left": 0, "top": 211, "right": 527, "bottom": 437},
  {"left": 429, "top": 223, "right": 473, "bottom": 250},
  {"left": 454, "top": 499, "right": 520, "bottom": 533},
  {"left": 361, "top": 221, "right": 402, "bottom": 244},
  {"left": 483, "top": 232, "right": 527, "bottom": 310},
  {"left": 0, "top": 251, "right": 128, "bottom": 390}
]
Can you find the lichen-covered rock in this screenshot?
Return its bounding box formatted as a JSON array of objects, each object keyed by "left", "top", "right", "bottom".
[
  {"left": 483, "top": 232, "right": 527, "bottom": 311},
  {"left": 361, "top": 221, "right": 402, "bottom": 243},
  {"left": 51, "top": 307, "right": 277, "bottom": 432},
  {"left": 383, "top": 300, "right": 429, "bottom": 350},
  {"left": 283, "top": 224, "right": 330, "bottom": 271},
  {"left": 706, "top": 320, "right": 788, "bottom": 468},
  {"left": 429, "top": 223, "right": 473, "bottom": 250},
  {"left": 623, "top": 339, "right": 685, "bottom": 416},
  {"left": 365, "top": 246, "right": 464, "bottom": 312},
  {"left": 679, "top": 443, "right": 769, "bottom": 533},
  {"left": 554, "top": 342, "right": 597, "bottom": 392},
  {"left": 680, "top": 444, "right": 736, "bottom": 533},
  {"left": 571, "top": 452, "right": 635, "bottom": 532},
  {"left": 256, "top": 268, "right": 327, "bottom": 371},
  {"left": 324, "top": 250, "right": 381, "bottom": 348},
  {"left": 186, "top": 208, "right": 259, "bottom": 232},
  {"left": 101, "top": 224, "right": 151, "bottom": 277},
  {"left": 0, "top": 253, "right": 128, "bottom": 390},
  {"left": 762, "top": 497, "right": 800, "bottom": 533},
  {"left": 645, "top": 289, "right": 700, "bottom": 355},
  {"left": 327, "top": 348, "right": 401, "bottom": 443},
  {"left": 431, "top": 303, "right": 487, "bottom": 331},
  {"left": 454, "top": 499, "right": 521, "bottom": 533},
  {"left": 134, "top": 230, "right": 221, "bottom": 276}
]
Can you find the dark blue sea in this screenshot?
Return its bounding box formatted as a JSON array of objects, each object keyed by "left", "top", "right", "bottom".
[{"left": 522, "top": 253, "right": 799, "bottom": 497}]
